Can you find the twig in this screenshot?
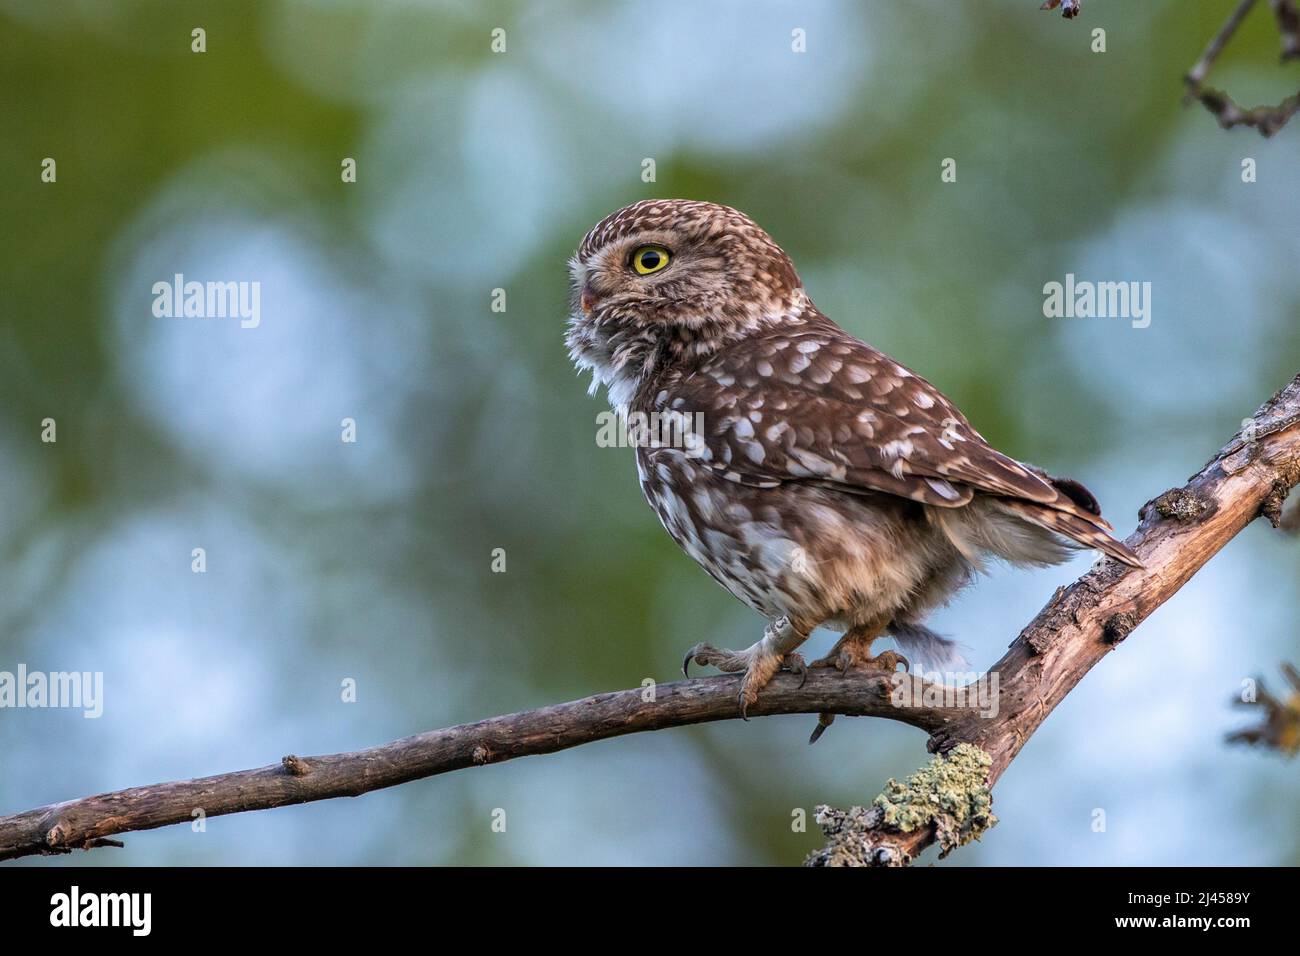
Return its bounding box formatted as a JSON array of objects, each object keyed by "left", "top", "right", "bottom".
[
  {"left": 810, "top": 374, "right": 1300, "bottom": 865},
  {"left": 1186, "top": 0, "right": 1259, "bottom": 88},
  {"left": 1189, "top": 87, "right": 1300, "bottom": 136}
]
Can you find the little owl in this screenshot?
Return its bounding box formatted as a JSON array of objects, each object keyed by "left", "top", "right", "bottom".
[{"left": 566, "top": 199, "right": 1140, "bottom": 742}]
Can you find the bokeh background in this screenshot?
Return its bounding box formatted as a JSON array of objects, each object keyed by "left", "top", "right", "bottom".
[{"left": 2, "top": 0, "right": 1298, "bottom": 866}]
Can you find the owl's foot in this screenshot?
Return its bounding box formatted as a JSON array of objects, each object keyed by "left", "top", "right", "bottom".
[
  {"left": 682, "top": 617, "right": 809, "bottom": 719},
  {"left": 810, "top": 646, "right": 909, "bottom": 675},
  {"left": 808, "top": 624, "right": 905, "bottom": 745}
]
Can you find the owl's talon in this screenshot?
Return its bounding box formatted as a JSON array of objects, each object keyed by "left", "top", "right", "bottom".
[
  {"left": 808, "top": 623, "right": 902, "bottom": 743},
  {"left": 682, "top": 644, "right": 704, "bottom": 677},
  {"left": 871, "top": 651, "right": 909, "bottom": 674},
  {"left": 807, "top": 651, "right": 907, "bottom": 743},
  {"left": 808, "top": 713, "right": 834, "bottom": 745},
  {"left": 680, "top": 630, "right": 806, "bottom": 719},
  {"left": 682, "top": 642, "right": 747, "bottom": 678}
]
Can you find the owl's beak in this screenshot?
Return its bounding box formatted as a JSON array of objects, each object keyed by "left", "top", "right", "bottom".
[{"left": 580, "top": 283, "right": 599, "bottom": 315}]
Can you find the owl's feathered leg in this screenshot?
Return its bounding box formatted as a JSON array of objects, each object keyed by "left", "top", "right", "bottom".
[
  {"left": 682, "top": 616, "right": 810, "bottom": 719},
  {"left": 807, "top": 621, "right": 907, "bottom": 744}
]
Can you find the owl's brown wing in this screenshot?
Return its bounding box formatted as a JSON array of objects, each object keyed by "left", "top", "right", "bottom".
[{"left": 648, "top": 317, "right": 1139, "bottom": 565}]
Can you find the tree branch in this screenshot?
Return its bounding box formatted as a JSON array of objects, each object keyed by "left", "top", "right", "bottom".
[
  {"left": 1186, "top": 0, "right": 1260, "bottom": 89},
  {"left": 0, "top": 670, "right": 973, "bottom": 861},
  {"left": 4, "top": 375, "right": 1298, "bottom": 865},
  {"left": 809, "top": 373, "right": 1300, "bottom": 865},
  {"left": 1183, "top": 0, "right": 1300, "bottom": 137}
]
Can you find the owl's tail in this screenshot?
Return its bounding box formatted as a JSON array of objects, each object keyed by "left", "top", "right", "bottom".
[{"left": 995, "top": 497, "right": 1143, "bottom": 568}]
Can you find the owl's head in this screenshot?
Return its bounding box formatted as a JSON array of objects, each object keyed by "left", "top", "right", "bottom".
[{"left": 567, "top": 199, "right": 805, "bottom": 401}]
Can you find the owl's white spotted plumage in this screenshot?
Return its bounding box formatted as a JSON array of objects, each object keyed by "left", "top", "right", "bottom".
[{"left": 567, "top": 199, "right": 1140, "bottom": 731}]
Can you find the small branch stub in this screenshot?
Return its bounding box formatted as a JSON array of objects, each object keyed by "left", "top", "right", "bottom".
[
  {"left": 281, "top": 755, "right": 311, "bottom": 777},
  {"left": 1261, "top": 477, "right": 1295, "bottom": 527},
  {"left": 1147, "top": 487, "right": 1212, "bottom": 522},
  {"left": 1103, "top": 611, "right": 1138, "bottom": 645}
]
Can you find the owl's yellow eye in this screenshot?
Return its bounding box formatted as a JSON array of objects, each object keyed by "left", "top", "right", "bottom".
[{"left": 631, "top": 245, "right": 671, "bottom": 276}]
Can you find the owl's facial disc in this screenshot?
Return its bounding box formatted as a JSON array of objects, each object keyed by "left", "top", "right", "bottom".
[
  {"left": 567, "top": 200, "right": 806, "bottom": 400},
  {"left": 573, "top": 229, "right": 734, "bottom": 325},
  {"left": 571, "top": 200, "right": 803, "bottom": 333}
]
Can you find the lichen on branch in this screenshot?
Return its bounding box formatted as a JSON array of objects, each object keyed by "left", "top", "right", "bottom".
[{"left": 807, "top": 744, "right": 997, "bottom": 867}]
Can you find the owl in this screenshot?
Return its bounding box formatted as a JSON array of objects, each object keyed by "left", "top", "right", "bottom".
[{"left": 566, "top": 199, "right": 1139, "bottom": 741}]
